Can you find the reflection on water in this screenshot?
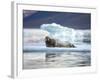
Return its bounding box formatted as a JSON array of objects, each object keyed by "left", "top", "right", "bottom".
[{"left": 23, "top": 52, "right": 91, "bottom": 69}]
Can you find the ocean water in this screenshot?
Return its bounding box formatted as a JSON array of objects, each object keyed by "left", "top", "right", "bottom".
[
  {"left": 23, "top": 43, "right": 91, "bottom": 69},
  {"left": 23, "top": 51, "right": 90, "bottom": 69}
]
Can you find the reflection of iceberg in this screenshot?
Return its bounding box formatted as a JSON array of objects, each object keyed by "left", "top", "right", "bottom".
[{"left": 40, "top": 23, "right": 91, "bottom": 43}]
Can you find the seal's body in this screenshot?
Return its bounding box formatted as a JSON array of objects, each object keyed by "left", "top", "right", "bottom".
[{"left": 45, "top": 36, "right": 75, "bottom": 48}]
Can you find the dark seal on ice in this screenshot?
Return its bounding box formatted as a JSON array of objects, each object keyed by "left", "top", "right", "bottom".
[{"left": 45, "top": 36, "right": 75, "bottom": 48}]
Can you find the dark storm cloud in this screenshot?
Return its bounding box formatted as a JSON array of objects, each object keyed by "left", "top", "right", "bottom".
[{"left": 23, "top": 10, "right": 91, "bottom": 29}]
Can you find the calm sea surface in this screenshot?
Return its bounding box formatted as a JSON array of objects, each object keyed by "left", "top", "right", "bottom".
[{"left": 23, "top": 51, "right": 91, "bottom": 69}]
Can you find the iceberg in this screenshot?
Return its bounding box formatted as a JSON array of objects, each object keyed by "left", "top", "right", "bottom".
[
  {"left": 74, "top": 30, "right": 91, "bottom": 43},
  {"left": 41, "top": 23, "right": 74, "bottom": 42},
  {"left": 23, "top": 23, "right": 91, "bottom": 52},
  {"left": 40, "top": 23, "right": 90, "bottom": 43}
]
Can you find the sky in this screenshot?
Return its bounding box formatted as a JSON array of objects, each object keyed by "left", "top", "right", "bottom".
[{"left": 23, "top": 10, "right": 91, "bottom": 29}]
